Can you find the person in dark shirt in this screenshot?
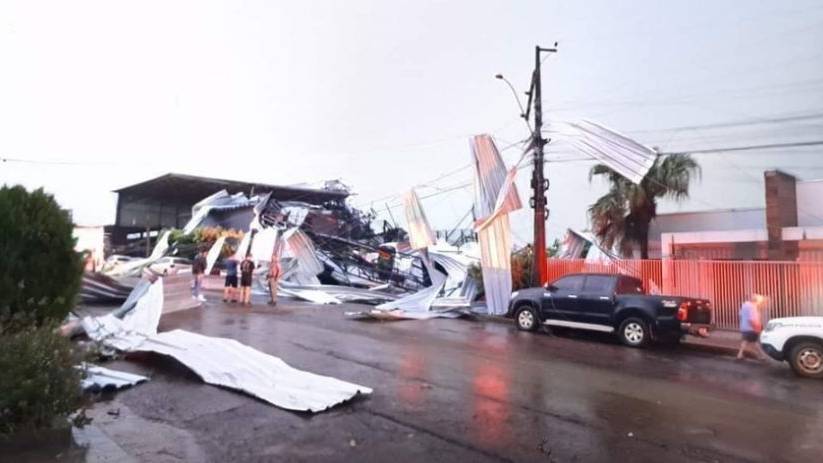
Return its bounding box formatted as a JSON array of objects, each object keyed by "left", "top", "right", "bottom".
[
  {"left": 223, "top": 256, "right": 239, "bottom": 303},
  {"left": 191, "top": 250, "right": 208, "bottom": 302},
  {"left": 239, "top": 254, "right": 256, "bottom": 306}
]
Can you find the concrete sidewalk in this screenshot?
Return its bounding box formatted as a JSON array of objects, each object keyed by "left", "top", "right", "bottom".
[{"left": 682, "top": 329, "right": 740, "bottom": 356}]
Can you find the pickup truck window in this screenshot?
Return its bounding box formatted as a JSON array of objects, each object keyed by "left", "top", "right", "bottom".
[
  {"left": 583, "top": 275, "right": 614, "bottom": 294},
  {"left": 616, "top": 277, "right": 644, "bottom": 295},
  {"left": 553, "top": 275, "right": 584, "bottom": 291}
]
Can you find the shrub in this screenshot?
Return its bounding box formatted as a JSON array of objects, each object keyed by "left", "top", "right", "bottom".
[
  {"left": 0, "top": 186, "right": 82, "bottom": 334},
  {"left": 0, "top": 326, "right": 82, "bottom": 437}
]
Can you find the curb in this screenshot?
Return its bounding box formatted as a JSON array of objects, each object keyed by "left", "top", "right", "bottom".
[{"left": 473, "top": 312, "right": 739, "bottom": 356}]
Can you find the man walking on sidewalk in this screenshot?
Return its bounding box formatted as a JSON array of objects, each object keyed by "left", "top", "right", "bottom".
[{"left": 737, "top": 293, "right": 766, "bottom": 361}]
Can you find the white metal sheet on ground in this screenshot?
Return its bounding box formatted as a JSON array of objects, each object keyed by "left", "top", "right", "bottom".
[
  {"left": 81, "top": 278, "right": 369, "bottom": 412},
  {"left": 279, "top": 288, "right": 342, "bottom": 304},
  {"left": 80, "top": 364, "right": 149, "bottom": 391},
  {"left": 131, "top": 329, "right": 371, "bottom": 412},
  {"left": 82, "top": 278, "right": 165, "bottom": 351}
]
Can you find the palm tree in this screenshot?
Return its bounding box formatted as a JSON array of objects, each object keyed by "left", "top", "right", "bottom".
[{"left": 588, "top": 153, "right": 700, "bottom": 259}]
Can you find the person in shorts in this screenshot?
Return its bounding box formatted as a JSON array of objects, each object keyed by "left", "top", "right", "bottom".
[
  {"left": 223, "top": 256, "right": 239, "bottom": 302},
  {"left": 267, "top": 242, "right": 283, "bottom": 306},
  {"left": 737, "top": 293, "right": 766, "bottom": 361},
  {"left": 239, "top": 253, "right": 256, "bottom": 306}
]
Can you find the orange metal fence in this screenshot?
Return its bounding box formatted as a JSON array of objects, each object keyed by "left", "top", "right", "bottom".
[{"left": 546, "top": 259, "right": 823, "bottom": 329}]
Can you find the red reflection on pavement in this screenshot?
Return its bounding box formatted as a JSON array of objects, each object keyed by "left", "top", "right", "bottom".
[
  {"left": 397, "top": 347, "right": 426, "bottom": 408},
  {"left": 470, "top": 361, "right": 512, "bottom": 447}
]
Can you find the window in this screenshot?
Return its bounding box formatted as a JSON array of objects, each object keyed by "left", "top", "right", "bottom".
[
  {"left": 583, "top": 275, "right": 614, "bottom": 294},
  {"left": 616, "top": 277, "right": 644, "bottom": 295},
  {"left": 552, "top": 275, "right": 584, "bottom": 292}
]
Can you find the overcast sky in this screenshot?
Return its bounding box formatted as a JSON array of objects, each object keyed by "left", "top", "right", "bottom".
[{"left": 2, "top": 0, "right": 822, "bottom": 243}]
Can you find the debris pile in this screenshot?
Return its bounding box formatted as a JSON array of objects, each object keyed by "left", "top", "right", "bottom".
[{"left": 76, "top": 278, "right": 372, "bottom": 412}]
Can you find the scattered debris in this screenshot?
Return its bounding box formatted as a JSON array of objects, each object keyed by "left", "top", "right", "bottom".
[
  {"left": 79, "top": 278, "right": 372, "bottom": 412},
  {"left": 79, "top": 364, "right": 149, "bottom": 392}
]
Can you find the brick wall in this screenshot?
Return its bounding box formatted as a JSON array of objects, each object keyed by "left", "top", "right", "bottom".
[{"left": 764, "top": 170, "right": 798, "bottom": 260}]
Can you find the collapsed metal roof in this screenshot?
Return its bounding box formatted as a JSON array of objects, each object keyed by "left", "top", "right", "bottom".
[{"left": 114, "top": 173, "right": 349, "bottom": 206}]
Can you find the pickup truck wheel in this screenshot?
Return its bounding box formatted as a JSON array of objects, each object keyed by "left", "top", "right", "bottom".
[
  {"left": 789, "top": 342, "right": 823, "bottom": 379},
  {"left": 515, "top": 306, "right": 539, "bottom": 332},
  {"left": 618, "top": 317, "right": 649, "bottom": 348}
]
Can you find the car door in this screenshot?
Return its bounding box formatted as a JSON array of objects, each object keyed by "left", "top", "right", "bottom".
[
  {"left": 543, "top": 275, "right": 585, "bottom": 321},
  {"left": 578, "top": 275, "right": 617, "bottom": 326}
]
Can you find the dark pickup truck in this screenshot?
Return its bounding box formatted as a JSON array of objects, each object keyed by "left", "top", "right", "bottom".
[{"left": 507, "top": 273, "right": 712, "bottom": 347}]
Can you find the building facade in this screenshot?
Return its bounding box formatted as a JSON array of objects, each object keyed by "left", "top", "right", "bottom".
[{"left": 648, "top": 171, "right": 823, "bottom": 261}]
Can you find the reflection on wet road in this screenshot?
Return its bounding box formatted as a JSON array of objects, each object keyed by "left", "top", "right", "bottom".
[{"left": 97, "top": 299, "right": 822, "bottom": 462}]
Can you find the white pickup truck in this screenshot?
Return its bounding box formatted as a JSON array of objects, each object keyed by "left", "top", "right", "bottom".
[{"left": 760, "top": 316, "right": 823, "bottom": 379}]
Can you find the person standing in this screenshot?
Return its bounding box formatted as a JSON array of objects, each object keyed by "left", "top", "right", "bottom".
[
  {"left": 191, "top": 250, "right": 208, "bottom": 302},
  {"left": 223, "top": 255, "right": 239, "bottom": 303},
  {"left": 239, "top": 253, "right": 255, "bottom": 306},
  {"left": 267, "top": 242, "right": 283, "bottom": 306},
  {"left": 737, "top": 293, "right": 766, "bottom": 361}
]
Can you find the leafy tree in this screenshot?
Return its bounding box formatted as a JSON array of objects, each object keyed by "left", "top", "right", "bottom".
[
  {"left": 0, "top": 186, "right": 82, "bottom": 333},
  {"left": 0, "top": 326, "right": 82, "bottom": 436},
  {"left": 588, "top": 154, "right": 700, "bottom": 259}
]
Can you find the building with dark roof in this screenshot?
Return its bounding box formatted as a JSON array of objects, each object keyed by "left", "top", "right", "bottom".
[{"left": 107, "top": 173, "right": 349, "bottom": 253}]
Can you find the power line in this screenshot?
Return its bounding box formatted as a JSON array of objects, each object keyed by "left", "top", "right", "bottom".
[
  {"left": 626, "top": 112, "right": 823, "bottom": 135},
  {"left": 661, "top": 140, "right": 823, "bottom": 155}
]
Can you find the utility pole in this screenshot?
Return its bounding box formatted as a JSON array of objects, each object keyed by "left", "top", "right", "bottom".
[
  {"left": 526, "top": 44, "right": 557, "bottom": 286},
  {"left": 496, "top": 43, "right": 557, "bottom": 286}
]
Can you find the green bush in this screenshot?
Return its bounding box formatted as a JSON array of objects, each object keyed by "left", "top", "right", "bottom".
[
  {"left": 0, "top": 186, "right": 82, "bottom": 334},
  {"left": 0, "top": 326, "right": 82, "bottom": 436}
]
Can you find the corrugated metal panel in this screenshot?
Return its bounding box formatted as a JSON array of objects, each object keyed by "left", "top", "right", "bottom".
[
  {"left": 546, "top": 120, "right": 656, "bottom": 184},
  {"left": 470, "top": 134, "right": 519, "bottom": 315},
  {"left": 403, "top": 190, "right": 436, "bottom": 250},
  {"left": 130, "top": 329, "right": 371, "bottom": 412},
  {"left": 80, "top": 364, "right": 148, "bottom": 391},
  {"left": 82, "top": 278, "right": 371, "bottom": 412}
]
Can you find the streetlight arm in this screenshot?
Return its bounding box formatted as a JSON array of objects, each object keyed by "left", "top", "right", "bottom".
[{"left": 495, "top": 74, "right": 532, "bottom": 132}]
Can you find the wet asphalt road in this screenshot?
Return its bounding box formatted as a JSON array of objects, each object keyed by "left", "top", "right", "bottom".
[{"left": 84, "top": 297, "right": 822, "bottom": 463}]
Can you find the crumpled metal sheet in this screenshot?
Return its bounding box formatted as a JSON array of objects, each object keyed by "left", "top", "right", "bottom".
[
  {"left": 403, "top": 189, "right": 436, "bottom": 250},
  {"left": 80, "top": 272, "right": 134, "bottom": 303},
  {"left": 80, "top": 364, "right": 149, "bottom": 391},
  {"left": 250, "top": 228, "right": 278, "bottom": 262},
  {"left": 82, "top": 277, "right": 165, "bottom": 351},
  {"left": 205, "top": 236, "right": 226, "bottom": 275},
  {"left": 279, "top": 282, "right": 398, "bottom": 305},
  {"left": 184, "top": 190, "right": 257, "bottom": 234},
  {"left": 81, "top": 278, "right": 371, "bottom": 412},
  {"left": 283, "top": 228, "right": 324, "bottom": 278},
  {"left": 544, "top": 120, "right": 656, "bottom": 184},
  {"left": 375, "top": 258, "right": 447, "bottom": 313},
  {"left": 470, "top": 135, "right": 518, "bottom": 315},
  {"left": 278, "top": 287, "right": 342, "bottom": 304},
  {"left": 106, "top": 231, "right": 171, "bottom": 278}
]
